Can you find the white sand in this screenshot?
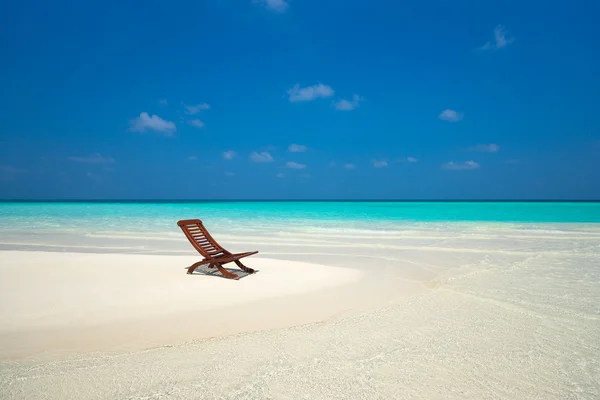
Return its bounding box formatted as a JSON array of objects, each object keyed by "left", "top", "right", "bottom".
[
  {"left": 0, "top": 251, "right": 366, "bottom": 360},
  {"left": 1, "top": 224, "right": 600, "bottom": 399}
]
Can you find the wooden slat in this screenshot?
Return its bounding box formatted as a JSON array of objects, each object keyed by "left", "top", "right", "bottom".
[{"left": 177, "top": 218, "right": 260, "bottom": 278}]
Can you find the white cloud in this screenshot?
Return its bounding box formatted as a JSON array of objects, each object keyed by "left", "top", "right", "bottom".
[
  {"left": 250, "top": 151, "right": 274, "bottom": 162},
  {"left": 288, "top": 143, "right": 308, "bottom": 152},
  {"left": 480, "top": 25, "right": 514, "bottom": 50},
  {"left": 184, "top": 103, "right": 211, "bottom": 115},
  {"left": 287, "top": 83, "right": 334, "bottom": 102},
  {"left": 276, "top": 172, "right": 285, "bottom": 178},
  {"left": 328, "top": 161, "right": 336, "bottom": 167},
  {"left": 68, "top": 153, "right": 115, "bottom": 163},
  {"left": 188, "top": 156, "right": 197, "bottom": 161},
  {"left": 129, "top": 112, "right": 176, "bottom": 135},
  {"left": 372, "top": 160, "right": 388, "bottom": 168},
  {"left": 468, "top": 143, "right": 500, "bottom": 152},
  {"left": 343, "top": 163, "right": 356, "bottom": 169},
  {"left": 285, "top": 161, "right": 306, "bottom": 169},
  {"left": 189, "top": 119, "right": 205, "bottom": 128},
  {"left": 398, "top": 156, "right": 418, "bottom": 163},
  {"left": 334, "top": 94, "right": 364, "bottom": 111},
  {"left": 223, "top": 150, "right": 236, "bottom": 160},
  {"left": 442, "top": 161, "right": 480, "bottom": 170},
  {"left": 256, "top": 0, "right": 289, "bottom": 13},
  {"left": 439, "top": 109, "right": 464, "bottom": 122}
]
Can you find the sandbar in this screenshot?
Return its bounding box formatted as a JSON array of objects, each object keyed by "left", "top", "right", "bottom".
[{"left": 0, "top": 251, "right": 366, "bottom": 360}]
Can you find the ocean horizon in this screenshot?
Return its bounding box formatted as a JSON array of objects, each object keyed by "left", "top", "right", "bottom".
[{"left": 2, "top": 199, "right": 600, "bottom": 202}]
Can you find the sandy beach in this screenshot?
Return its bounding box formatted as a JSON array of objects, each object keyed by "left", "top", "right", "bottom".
[
  {"left": 1, "top": 219, "right": 599, "bottom": 399},
  {"left": 0, "top": 251, "right": 371, "bottom": 360}
]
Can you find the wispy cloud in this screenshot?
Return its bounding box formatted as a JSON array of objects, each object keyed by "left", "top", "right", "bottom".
[
  {"left": 328, "top": 161, "right": 336, "bottom": 167},
  {"left": 223, "top": 150, "right": 236, "bottom": 160},
  {"left": 287, "top": 83, "right": 334, "bottom": 102},
  {"left": 442, "top": 161, "right": 480, "bottom": 170},
  {"left": 0, "top": 165, "right": 27, "bottom": 176},
  {"left": 334, "top": 94, "right": 364, "bottom": 111},
  {"left": 188, "top": 155, "right": 197, "bottom": 161},
  {"left": 183, "top": 103, "right": 211, "bottom": 115},
  {"left": 288, "top": 143, "right": 308, "bottom": 152},
  {"left": 189, "top": 119, "right": 205, "bottom": 128},
  {"left": 468, "top": 143, "right": 500, "bottom": 152},
  {"left": 86, "top": 172, "right": 103, "bottom": 183},
  {"left": 255, "top": 0, "right": 289, "bottom": 13},
  {"left": 0, "top": 165, "right": 27, "bottom": 180},
  {"left": 344, "top": 163, "right": 356, "bottom": 169},
  {"left": 439, "top": 109, "right": 464, "bottom": 123},
  {"left": 250, "top": 151, "right": 274, "bottom": 162},
  {"left": 225, "top": 172, "right": 235, "bottom": 177},
  {"left": 285, "top": 161, "right": 306, "bottom": 169},
  {"left": 129, "top": 112, "right": 176, "bottom": 135},
  {"left": 372, "top": 160, "right": 388, "bottom": 168},
  {"left": 276, "top": 172, "right": 285, "bottom": 178},
  {"left": 480, "top": 25, "right": 514, "bottom": 50},
  {"left": 68, "top": 153, "right": 115, "bottom": 163},
  {"left": 158, "top": 99, "right": 168, "bottom": 105},
  {"left": 397, "top": 156, "right": 418, "bottom": 163}
]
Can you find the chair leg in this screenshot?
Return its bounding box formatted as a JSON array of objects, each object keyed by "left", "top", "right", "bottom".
[
  {"left": 234, "top": 260, "right": 256, "bottom": 274},
  {"left": 214, "top": 263, "right": 240, "bottom": 280},
  {"left": 187, "top": 261, "right": 205, "bottom": 274}
]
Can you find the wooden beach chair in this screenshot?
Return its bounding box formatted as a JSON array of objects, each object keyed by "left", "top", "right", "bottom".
[{"left": 177, "top": 219, "right": 258, "bottom": 280}]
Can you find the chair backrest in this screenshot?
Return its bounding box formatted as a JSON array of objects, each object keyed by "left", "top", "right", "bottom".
[{"left": 177, "top": 219, "right": 227, "bottom": 259}]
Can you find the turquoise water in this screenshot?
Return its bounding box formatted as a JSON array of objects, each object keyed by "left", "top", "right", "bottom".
[
  {"left": 0, "top": 202, "right": 599, "bottom": 229},
  {"left": 1, "top": 202, "right": 599, "bottom": 249}
]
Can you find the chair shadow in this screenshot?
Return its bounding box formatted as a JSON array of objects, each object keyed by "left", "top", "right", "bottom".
[{"left": 182, "top": 264, "right": 259, "bottom": 280}]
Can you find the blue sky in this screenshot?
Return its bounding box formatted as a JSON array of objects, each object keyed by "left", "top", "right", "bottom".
[{"left": 1, "top": 0, "right": 599, "bottom": 200}]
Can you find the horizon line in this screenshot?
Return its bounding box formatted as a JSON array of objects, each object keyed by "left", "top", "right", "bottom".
[{"left": 1, "top": 199, "right": 600, "bottom": 203}]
